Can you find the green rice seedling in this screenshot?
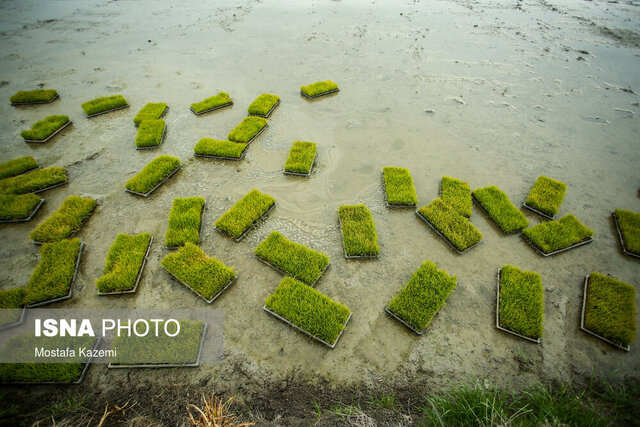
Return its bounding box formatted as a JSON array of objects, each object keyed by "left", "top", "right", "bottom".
[
  {"left": 338, "top": 204, "right": 379, "bottom": 258},
  {"left": 248, "top": 93, "right": 280, "bottom": 117},
  {"left": 472, "top": 186, "right": 529, "bottom": 233},
  {"left": 21, "top": 115, "right": 71, "bottom": 142},
  {"left": 165, "top": 197, "right": 205, "bottom": 248},
  {"left": 0, "top": 194, "right": 43, "bottom": 222},
  {"left": 614, "top": 209, "right": 640, "bottom": 257},
  {"left": 161, "top": 243, "right": 236, "bottom": 302},
  {"left": 109, "top": 320, "right": 204, "bottom": 366},
  {"left": 227, "top": 116, "right": 268, "bottom": 143},
  {"left": 264, "top": 277, "right": 351, "bottom": 347},
  {"left": 95, "top": 233, "right": 152, "bottom": 294},
  {"left": 215, "top": 189, "right": 275, "bottom": 240},
  {"left": 30, "top": 196, "right": 96, "bottom": 243},
  {"left": 190, "top": 92, "right": 232, "bottom": 115},
  {"left": 133, "top": 102, "right": 167, "bottom": 126},
  {"left": 0, "top": 166, "right": 67, "bottom": 195},
  {"left": 417, "top": 198, "right": 482, "bottom": 253},
  {"left": 0, "top": 156, "right": 38, "bottom": 179},
  {"left": 22, "top": 239, "right": 82, "bottom": 306},
  {"left": 441, "top": 176, "right": 472, "bottom": 217},
  {"left": 194, "top": 138, "right": 248, "bottom": 159},
  {"left": 522, "top": 214, "right": 593, "bottom": 255},
  {"left": 125, "top": 155, "right": 180, "bottom": 196},
  {"left": 284, "top": 141, "right": 317, "bottom": 175},
  {"left": 135, "top": 119, "right": 165, "bottom": 149},
  {"left": 255, "top": 231, "right": 330, "bottom": 286},
  {"left": 382, "top": 167, "right": 418, "bottom": 207},
  {"left": 497, "top": 265, "right": 544, "bottom": 342},
  {"left": 300, "top": 80, "right": 339, "bottom": 98},
  {"left": 386, "top": 261, "right": 456, "bottom": 333},
  {"left": 0, "top": 287, "right": 25, "bottom": 328},
  {"left": 524, "top": 175, "right": 567, "bottom": 218},
  {"left": 582, "top": 272, "right": 636, "bottom": 350},
  {"left": 81, "top": 94, "right": 129, "bottom": 117},
  {"left": 10, "top": 89, "right": 58, "bottom": 105}
]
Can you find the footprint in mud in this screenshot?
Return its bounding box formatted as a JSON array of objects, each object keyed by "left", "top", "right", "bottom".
[{"left": 190, "top": 81, "right": 203, "bottom": 89}]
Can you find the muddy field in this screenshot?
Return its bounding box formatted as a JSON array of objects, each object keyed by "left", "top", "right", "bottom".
[{"left": 0, "top": 0, "right": 639, "bottom": 422}]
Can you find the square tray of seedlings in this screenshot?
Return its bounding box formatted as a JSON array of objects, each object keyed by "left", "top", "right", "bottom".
[
  {"left": 21, "top": 115, "right": 72, "bottom": 143},
  {"left": 190, "top": 92, "right": 232, "bottom": 115},
  {"left": 441, "top": 176, "right": 472, "bottom": 218},
  {"left": 227, "top": 116, "right": 268, "bottom": 144},
  {"left": 0, "top": 194, "right": 45, "bottom": 223},
  {"left": 108, "top": 320, "right": 207, "bottom": 368},
  {"left": 23, "top": 239, "right": 84, "bottom": 308},
  {"left": 580, "top": 273, "right": 636, "bottom": 351},
  {"left": 30, "top": 196, "right": 97, "bottom": 244},
  {"left": 264, "top": 277, "right": 351, "bottom": 349},
  {"left": 283, "top": 141, "right": 317, "bottom": 177},
  {"left": 125, "top": 155, "right": 181, "bottom": 197},
  {"left": 255, "top": 231, "right": 330, "bottom": 287},
  {"left": 96, "top": 233, "right": 153, "bottom": 295},
  {"left": 416, "top": 198, "right": 483, "bottom": 254},
  {"left": 472, "top": 186, "right": 529, "bottom": 234},
  {"left": 0, "top": 166, "right": 67, "bottom": 195},
  {"left": 135, "top": 119, "right": 166, "bottom": 150},
  {"left": 194, "top": 138, "right": 250, "bottom": 161},
  {"left": 0, "top": 287, "right": 26, "bottom": 331},
  {"left": 338, "top": 204, "right": 380, "bottom": 259},
  {"left": 82, "top": 94, "right": 129, "bottom": 118},
  {"left": 300, "top": 80, "right": 340, "bottom": 99},
  {"left": 385, "top": 261, "right": 456, "bottom": 335},
  {"left": 215, "top": 189, "right": 276, "bottom": 241},
  {"left": 612, "top": 209, "right": 640, "bottom": 258},
  {"left": 165, "top": 197, "right": 205, "bottom": 249},
  {"left": 521, "top": 214, "right": 593, "bottom": 256},
  {"left": 133, "top": 102, "right": 168, "bottom": 126},
  {"left": 0, "top": 155, "right": 39, "bottom": 179},
  {"left": 161, "top": 243, "right": 237, "bottom": 304},
  {"left": 522, "top": 175, "right": 567, "bottom": 220},
  {"left": 495, "top": 267, "right": 544, "bottom": 343},
  {"left": 10, "top": 89, "right": 59, "bottom": 106},
  {"left": 248, "top": 93, "right": 280, "bottom": 118},
  {"left": 382, "top": 167, "right": 418, "bottom": 208}
]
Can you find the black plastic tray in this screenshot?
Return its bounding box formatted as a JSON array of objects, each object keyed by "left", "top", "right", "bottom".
[
  {"left": 26, "top": 243, "right": 84, "bottom": 308},
  {"left": 0, "top": 198, "right": 45, "bottom": 223},
  {"left": 300, "top": 89, "right": 340, "bottom": 99},
  {"left": 11, "top": 94, "right": 60, "bottom": 106},
  {"left": 612, "top": 212, "right": 640, "bottom": 258},
  {"left": 522, "top": 234, "right": 593, "bottom": 257},
  {"left": 23, "top": 120, "right": 73, "bottom": 143},
  {"left": 135, "top": 123, "right": 166, "bottom": 150},
  {"left": 249, "top": 99, "right": 280, "bottom": 118},
  {"left": 190, "top": 101, "right": 233, "bottom": 116},
  {"left": 283, "top": 153, "right": 316, "bottom": 177},
  {"left": 125, "top": 165, "right": 181, "bottom": 198},
  {"left": 134, "top": 105, "right": 168, "bottom": 127},
  {"left": 415, "top": 210, "right": 481, "bottom": 254},
  {"left": 85, "top": 104, "right": 130, "bottom": 118},
  {"left": 97, "top": 236, "right": 153, "bottom": 295},
  {"left": 254, "top": 254, "right": 329, "bottom": 287},
  {"left": 215, "top": 202, "right": 276, "bottom": 242},
  {"left": 495, "top": 268, "right": 541, "bottom": 344},
  {"left": 263, "top": 306, "right": 350, "bottom": 349}
]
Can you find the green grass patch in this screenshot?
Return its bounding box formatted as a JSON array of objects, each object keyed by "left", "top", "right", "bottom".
[
  {"left": 472, "top": 186, "right": 529, "bottom": 233},
  {"left": 498, "top": 265, "right": 544, "bottom": 340},
  {"left": 190, "top": 92, "right": 232, "bottom": 114},
  {"left": 161, "top": 243, "right": 236, "bottom": 302},
  {"left": 227, "top": 116, "right": 268, "bottom": 143},
  {"left": 21, "top": 115, "right": 70, "bottom": 141},
  {"left": 387, "top": 261, "right": 456, "bottom": 332},
  {"left": 338, "top": 204, "right": 379, "bottom": 257},
  {"left": 284, "top": 141, "right": 316, "bottom": 174},
  {"left": 215, "top": 189, "right": 275, "bottom": 240},
  {"left": 248, "top": 93, "right": 280, "bottom": 116},
  {"left": 300, "top": 80, "right": 339, "bottom": 97},
  {"left": 265, "top": 277, "right": 350, "bottom": 347},
  {"left": 441, "top": 176, "right": 472, "bottom": 217},
  {"left": 81, "top": 95, "right": 128, "bottom": 116},
  {"left": 95, "top": 233, "right": 151, "bottom": 293},
  {"left": 525, "top": 175, "right": 567, "bottom": 217},
  {"left": 165, "top": 197, "right": 205, "bottom": 248},
  {"left": 125, "top": 155, "right": 180, "bottom": 195},
  {"left": 30, "top": 196, "right": 96, "bottom": 243},
  {"left": 0, "top": 287, "right": 25, "bottom": 327},
  {"left": 255, "top": 231, "right": 329, "bottom": 286},
  {"left": 10, "top": 89, "right": 57, "bottom": 104},
  {"left": 135, "top": 119, "right": 165, "bottom": 148},
  {"left": 522, "top": 214, "right": 593, "bottom": 254},
  {"left": 23, "top": 239, "right": 82, "bottom": 306},
  {"left": 0, "top": 194, "right": 41, "bottom": 221},
  {"left": 383, "top": 167, "right": 418, "bottom": 206},
  {"left": 0, "top": 156, "right": 38, "bottom": 179},
  {"left": 614, "top": 209, "right": 640, "bottom": 255},
  {"left": 133, "top": 102, "right": 167, "bottom": 126},
  {"left": 0, "top": 166, "right": 67, "bottom": 195},
  {"left": 417, "top": 198, "right": 482, "bottom": 252},
  {"left": 194, "top": 138, "right": 247, "bottom": 159},
  {"left": 584, "top": 272, "right": 636, "bottom": 348}
]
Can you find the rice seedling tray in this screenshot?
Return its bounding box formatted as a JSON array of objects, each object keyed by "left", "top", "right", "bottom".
[
  {"left": 382, "top": 172, "right": 417, "bottom": 208},
  {"left": 26, "top": 243, "right": 84, "bottom": 307},
  {"left": 521, "top": 234, "right": 593, "bottom": 257},
  {"left": 263, "top": 306, "right": 350, "bottom": 349},
  {"left": 97, "top": 236, "right": 153, "bottom": 296},
  {"left": 300, "top": 89, "right": 340, "bottom": 99},
  {"left": 166, "top": 267, "right": 237, "bottom": 304},
  {"left": 338, "top": 217, "right": 379, "bottom": 260},
  {"left": 194, "top": 139, "right": 255, "bottom": 161},
  {"left": 384, "top": 307, "right": 428, "bottom": 335},
  {"left": 0, "top": 198, "right": 45, "bottom": 223},
  {"left": 0, "top": 307, "right": 26, "bottom": 332},
  {"left": 249, "top": 99, "right": 280, "bottom": 118},
  {"left": 189, "top": 102, "right": 233, "bottom": 116},
  {"left": 165, "top": 204, "right": 205, "bottom": 250},
  {"left": 254, "top": 255, "right": 330, "bottom": 287},
  {"left": 85, "top": 104, "right": 129, "bottom": 118},
  {"left": 135, "top": 105, "right": 168, "bottom": 127},
  {"left": 283, "top": 153, "right": 316, "bottom": 177},
  {"left": 522, "top": 202, "right": 555, "bottom": 220},
  {"left": 472, "top": 193, "right": 522, "bottom": 235},
  {"left": 31, "top": 179, "right": 68, "bottom": 195},
  {"left": 612, "top": 211, "right": 640, "bottom": 258},
  {"left": 125, "top": 166, "right": 181, "bottom": 198},
  {"left": 10, "top": 94, "right": 60, "bottom": 106},
  {"left": 23, "top": 120, "right": 72, "bottom": 143},
  {"left": 495, "top": 268, "right": 540, "bottom": 344},
  {"left": 240, "top": 122, "right": 268, "bottom": 145},
  {"left": 415, "top": 210, "right": 481, "bottom": 254},
  {"left": 136, "top": 124, "right": 167, "bottom": 151},
  {"left": 215, "top": 202, "right": 276, "bottom": 242}
]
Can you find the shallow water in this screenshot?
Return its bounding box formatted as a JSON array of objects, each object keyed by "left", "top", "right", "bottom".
[{"left": 0, "top": 0, "right": 638, "bottom": 394}]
